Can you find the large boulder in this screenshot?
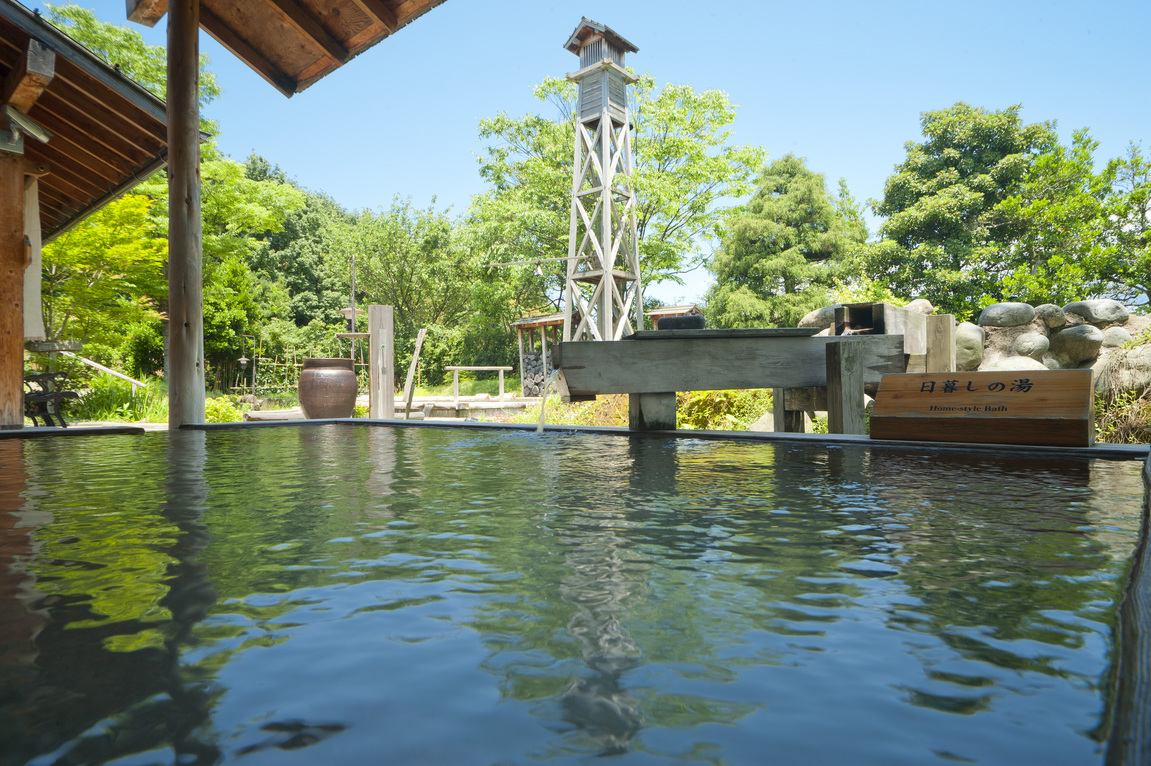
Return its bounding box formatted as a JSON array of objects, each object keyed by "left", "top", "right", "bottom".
[
  {"left": 1048, "top": 324, "right": 1105, "bottom": 367},
  {"left": 978, "top": 302, "right": 1036, "bottom": 327},
  {"left": 1034, "top": 303, "right": 1067, "bottom": 330},
  {"left": 956, "top": 322, "right": 985, "bottom": 371},
  {"left": 1102, "top": 326, "right": 1133, "bottom": 348},
  {"left": 980, "top": 355, "right": 1049, "bottom": 372},
  {"left": 1013, "top": 332, "right": 1050, "bottom": 361},
  {"left": 798, "top": 304, "right": 840, "bottom": 329},
  {"left": 1063, "top": 299, "right": 1129, "bottom": 327},
  {"left": 1094, "top": 344, "right": 1151, "bottom": 397},
  {"left": 905, "top": 298, "right": 934, "bottom": 315}
]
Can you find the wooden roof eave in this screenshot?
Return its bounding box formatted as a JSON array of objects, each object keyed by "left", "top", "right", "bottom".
[
  {"left": 1, "top": 1, "right": 165, "bottom": 125},
  {"left": 128, "top": 0, "right": 449, "bottom": 97}
]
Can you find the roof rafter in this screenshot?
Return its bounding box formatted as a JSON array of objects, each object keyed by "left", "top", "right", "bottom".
[{"left": 266, "top": 0, "right": 349, "bottom": 62}]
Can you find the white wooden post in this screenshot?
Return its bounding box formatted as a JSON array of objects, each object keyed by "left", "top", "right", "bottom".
[{"left": 368, "top": 305, "right": 393, "bottom": 418}]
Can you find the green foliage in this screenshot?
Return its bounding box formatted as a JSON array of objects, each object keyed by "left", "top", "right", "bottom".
[
  {"left": 204, "top": 396, "right": 247, "bottom": 423},
  {"left": 70, "top": 376, "right": 167, "bottom": 423},
  {"left": 857, "top": 103, "right": 1059, "bottom": 319},
  {"left": 41, "top": 194, "right": 167, "bottom": 364},
  {"left": 470, "top": 75, "right": 764, "bottom": 311},
  {"left": 706, "top": 155, "right": 866, "bottom": 327},
  {"left": 45, "top": 3, "right": 221, "bottom": 134},
  {"left": 1092, "top": 144, "right": 1151, "bottom": 306},
  {"left": 677, "top": 389, "right": 773, "bottom": 430}
]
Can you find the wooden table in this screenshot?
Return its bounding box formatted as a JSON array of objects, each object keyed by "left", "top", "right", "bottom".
[{"left": 444, "top": 366, "right": 515, "bottom": 408}]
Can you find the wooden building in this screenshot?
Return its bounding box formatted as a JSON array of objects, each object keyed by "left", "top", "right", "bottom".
[{"left": 1, "top": 0, "right": 168, "bottom": 429}]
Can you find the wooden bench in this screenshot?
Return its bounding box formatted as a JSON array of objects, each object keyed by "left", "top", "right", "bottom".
[
  {"left": 24, "top": 372, "right": 79, "bottom": 427},
  {"left": 444, "top": 366, "right": 515, "bottom": 408}
]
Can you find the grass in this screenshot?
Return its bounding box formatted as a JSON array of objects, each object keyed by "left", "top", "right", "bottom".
[{"left": 414, "top": 374, "right": 522, "bottom": 399}]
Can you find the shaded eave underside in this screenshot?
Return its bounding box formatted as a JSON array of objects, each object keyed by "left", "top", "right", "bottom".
[
  {"left": 127, "top": 0, "right": 448, "bottom": 97},
  {"left": 1, "top": 0, "right": 168, "bottom": 242}
]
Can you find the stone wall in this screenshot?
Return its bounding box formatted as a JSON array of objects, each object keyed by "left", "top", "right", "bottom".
[
  {"left": 960, "top": 299, "right": 1150, "bottom": 395},
  {"left": 521, "top": 350, "right": 553, "bottom": 397}
]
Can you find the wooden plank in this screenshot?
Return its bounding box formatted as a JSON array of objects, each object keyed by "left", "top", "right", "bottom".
[
  {"left": 772, "top": 388, "right": 805, "bottom": 433},
  {"left": 2, "top": 38, "right": 54, "bottom": 112},
  {"left": 553, "top": 335, "right": 905, "bottom": 398},
  {"left": 265, "top": 0, "right": 349, "bottom": 62},
  {"left": 402, "top": 328, "right": 426, "bottom": 420},
  {"left": 925, "top": 314, "right": 957, "bottom": 373},
  {"left": 882, "top": 304, "right": 926, "bottom": 355},
  {"left": 628, "top": 392, "right": 676, "bottom": 431},
  {"left": 349, "top": 0, "right": 398, "bottom": 33},
  {"left": 627, "top": 328, "right": 818, "bottom": 341},
  {"left": 0, "top": 154, "right": 24, "bottom": 428},
  {"left": 827, "top": 340, "right": 866, "bottom": 435},
  {"left": 870, "top": 370, "right": 1094, "bottom": 447},
  {"left": 368, "top": 304, "right": 393, "bottom": 419},
  {"left": 198, "top": 5, "right": 298, "bottom": 97},
  {"left": 166, "top": 0, "right": 205, "bottom": 429},
  {"left": 126, "top": 0, "right": 169, "bottom": 27}
]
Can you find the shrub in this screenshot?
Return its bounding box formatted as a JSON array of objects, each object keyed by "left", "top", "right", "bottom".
[{"left": 205, "top": 396, "right": 247, "bottom": 423}]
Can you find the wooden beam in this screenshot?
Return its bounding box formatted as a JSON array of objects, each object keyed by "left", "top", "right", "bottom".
[
  {"left": 0, "top": 154, "right": 24, "bottom": 429},
  {"left": 2, "top": 39, "right": 55, "bottom": 112},
  {"left": 350, "top": 0, "right": 398, "bottom": 33},
  {"left": 368, "top": 305, "right": 394, "bottom": 419},
  {"left": 167, "top": 0, "right": 205, "bottom": 428},
  {"left": 126, "top": 0, "right": 168, "bottom": 27},
  {"left": 628, "top": 392, "right": 676, "bottom": 431},
  {"left": 266, "top": 0, "right": 349, "bottom": 62},
  {"left": 553, "top": 335, "right": 905, "bottom": 398},
  {"left": 198, "top": 5, "right": 298, "bottom": 96},
  {"left": 0, "top": 1, "right": 167, "bottom": 125},
  {"left": 826, "top": 340, "right": 866, "bottom": 435}
]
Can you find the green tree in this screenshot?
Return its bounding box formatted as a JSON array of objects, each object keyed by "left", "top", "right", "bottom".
[
  {"left": 997, "top": 129, "right": 1110, "bottom": 306},
  {"left": 46, "top": 2, "right": 221, "bottom": 132},
  {"left": 40, "top": 194, "right": 167, "bottom": 363},
  {"left": 469, "top": 76, "right": 764, "bottom": 314},
  {"left": 706, "top": 155, "right": 866, "bottom": 327},
  {"left": 858, "top": 103, "right": 1058, "bottom": 317},
  {"left": 334, "top": 198, "right": 497, "bottom": 383},
  {"left": 1093, "top": 144, "right": 1151, "bottom": 306}
]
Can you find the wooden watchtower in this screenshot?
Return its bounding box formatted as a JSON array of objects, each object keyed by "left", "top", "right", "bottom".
[{"left": 561, "top": 18, "right": 643, "bottom": 342}]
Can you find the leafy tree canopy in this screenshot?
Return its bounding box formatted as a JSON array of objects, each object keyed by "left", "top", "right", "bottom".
[
  {"left": 707, "top": 155, "right": 866, "bottom": 327},
  {"left": 469, "top": 76, "right": 764, "bottom": 315}
]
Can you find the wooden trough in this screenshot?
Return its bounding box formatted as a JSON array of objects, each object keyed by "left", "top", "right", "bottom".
[{"left": 552, "top": 328, "right": 907, "bottom": 433}]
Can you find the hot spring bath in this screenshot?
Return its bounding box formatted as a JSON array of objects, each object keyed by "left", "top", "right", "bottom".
[{"left": 0, "top": 424, "right": 1147, "bottom": 764}]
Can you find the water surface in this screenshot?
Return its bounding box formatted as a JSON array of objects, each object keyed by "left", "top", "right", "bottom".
[{"left": 0, "top": 426, "right": 1143, "bottom": 765}]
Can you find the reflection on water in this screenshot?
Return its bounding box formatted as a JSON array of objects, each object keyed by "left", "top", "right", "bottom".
[{"left": 0, "top": 426, "right": 1144, "bottom": 765}]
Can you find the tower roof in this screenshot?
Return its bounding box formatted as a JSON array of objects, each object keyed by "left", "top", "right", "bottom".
[{"left": 563, "top": 17, "right": 638, "bottom": 56}]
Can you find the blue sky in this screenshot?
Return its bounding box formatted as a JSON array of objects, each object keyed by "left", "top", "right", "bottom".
[{"left": 91, "top": 0, "right": 1150, "bottom": 304}]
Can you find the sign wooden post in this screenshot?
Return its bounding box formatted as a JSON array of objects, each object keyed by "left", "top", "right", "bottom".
[
  {"left": 367, "top": 305, "right": 393, "bottom": 419},
  {"left": 871, "top": 370, "right": 1094, "bottom": 447}
]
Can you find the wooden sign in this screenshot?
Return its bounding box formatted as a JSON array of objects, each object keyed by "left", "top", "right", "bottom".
[{"left": 870, "top": 370, "right": 1094, "bottom": 447}]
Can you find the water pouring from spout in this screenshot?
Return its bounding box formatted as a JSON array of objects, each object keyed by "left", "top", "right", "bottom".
[{"left": 538, "top": 370, "right": 560, "bottom": 433}]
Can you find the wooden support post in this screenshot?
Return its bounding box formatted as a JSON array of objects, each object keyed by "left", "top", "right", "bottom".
[
  {"left": 541, "top": 324, "right": 549, "bottom": 383},
  {"left": 452, "top": 370, "right": 460, "bottom": 410},
  {"left": 628, "top": 392, "right": 676, "bottom": 431},
  {"left": 368, "top": 305, "right": 393, "bottom": 418},
  {"left": 166, "top": 0, "right": 205, "bottom": 429},
  {"left": 772, "top": 388, "right": 806, "bottom": 433},
  {"left": 401, "top": 328, "right": 426, "bottom": 419},
  {"left": 0, "top": 154, "right": 23, "bottom": 429},
  {"left": 516, "top": 327, "right": 525, "bottom": 397},
  {"left": 826, "top": 341, "right": 866, "bottom": 435},
  {"left": 926, "top": 314, "right": 957, "bottom": 373}
]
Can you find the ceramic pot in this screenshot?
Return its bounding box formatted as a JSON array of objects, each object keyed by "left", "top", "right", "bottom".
[{"left": 299, "top": 358, "right": 357, "bottom": 419}]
